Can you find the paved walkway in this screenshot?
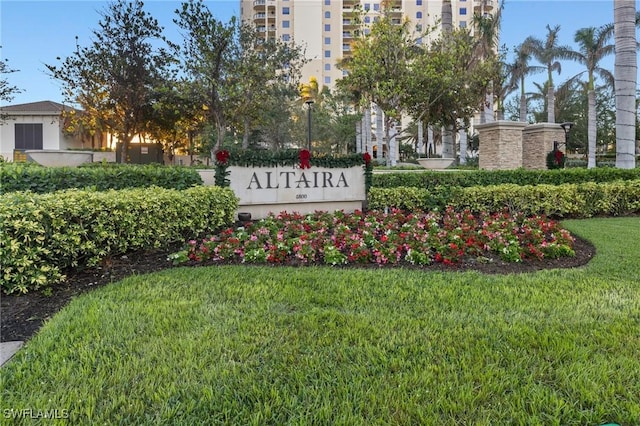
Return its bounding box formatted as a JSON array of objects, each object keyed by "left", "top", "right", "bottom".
[{"left": 0, "top": 341, "right": 24, "bottom": 367}]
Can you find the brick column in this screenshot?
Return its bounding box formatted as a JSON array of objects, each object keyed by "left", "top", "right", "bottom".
[
  {"left": 476, "top": 121, "right": 527, "bottom": 170},
  {"left": 522, "top": 123, "right": 565, "bottom": 170}
]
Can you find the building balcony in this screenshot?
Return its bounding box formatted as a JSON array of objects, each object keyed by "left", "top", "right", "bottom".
[{"left": 474, "top": 0, "right": 494, "bottom": 11}]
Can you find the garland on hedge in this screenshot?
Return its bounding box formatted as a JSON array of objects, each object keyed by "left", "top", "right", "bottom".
[{"left": 363, "top": 152, "right": 373, "bottom": 193}]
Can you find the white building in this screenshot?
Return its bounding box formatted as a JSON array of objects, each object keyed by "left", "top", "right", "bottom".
[{"left": 0, "top": 101, "right": 86, "bottom": 161}]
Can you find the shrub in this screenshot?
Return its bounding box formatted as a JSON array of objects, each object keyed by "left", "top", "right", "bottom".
[
  {"left": 372, "top": 168, "right": 640, "bottom": 190},
  {"left": 368, "top": 180, "right": 640, "bottom": 218},
  {"left": 0, "top": 186, "right": 238, "bottom": 294},
  {"left": 0, "top": 163, "right": 203, "bottom": 194}
]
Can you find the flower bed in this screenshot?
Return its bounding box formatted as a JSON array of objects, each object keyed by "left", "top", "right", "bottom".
[{"left": 170, "top": 208, "right": 575, "bottom": 267}]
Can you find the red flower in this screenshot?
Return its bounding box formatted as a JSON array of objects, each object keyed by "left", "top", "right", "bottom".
[
  {"left": 363, "top": 152, "right": 372, "bottom": 165},
  {"left": 216, "top": 149, "right": 230, "bottom": 165},
  {"left": 299, "top": 149, "right": 311, "bottom": 169}
]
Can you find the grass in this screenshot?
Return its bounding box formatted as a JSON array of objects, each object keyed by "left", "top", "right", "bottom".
[{"left": 1, "top": 217, "right": 639, "bottom": 425}]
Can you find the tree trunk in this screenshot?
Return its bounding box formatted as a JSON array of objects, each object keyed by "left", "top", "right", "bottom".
[
  {"left": 547, "top": 84, "right": 555, "bottom": 123},
  {"left": 355, "top": 118, "right": 363, "bottom": 153},
  {"left": 442, "top": 125, "right": 454, "bottom": 159},
  {"left": 587, "top": 89, "right": 597, "bottom": 169},
  {"left": 614, "top": 0, "right": 637, "bottom": 169},
  {"left": 388, "top": 121, "right": 397, "bottom": 167},
  {"left": 519, "top": 89, "right": 527, "bottom": 122},
  {"left": 365, "top": 106, "right": 373, "bottom": 157},
  {"left": 375, "top": 104, "right": 384, "bottom": 164},
  {"left": 242, "top": 116, "right": 250, "bottom": 149},
  {"left": 417, "top": 120, "right": 424, "bottom": 156},
  {"left": 458, "top": 122, "right": 467, "bottom": 165}
]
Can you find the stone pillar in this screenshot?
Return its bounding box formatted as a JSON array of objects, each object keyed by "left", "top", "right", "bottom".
[
  {"left": 476, "top": 121, "right": 527, "bottom": 170},
  {"left": 522, "top": 123, "right": 565, "bottom": 170}
]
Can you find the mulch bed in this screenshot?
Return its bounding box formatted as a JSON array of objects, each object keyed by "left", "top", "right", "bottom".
[{"left": 1, "top": 236, "right": 596, "bottom": 343}]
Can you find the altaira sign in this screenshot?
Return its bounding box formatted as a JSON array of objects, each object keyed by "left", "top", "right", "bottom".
[{"left": 227, "top": 165, "right": 366, "bottom": 218}]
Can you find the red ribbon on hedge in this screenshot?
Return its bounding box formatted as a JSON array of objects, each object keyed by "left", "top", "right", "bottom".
[
  {"left": 554, "top": 150, "right": 564, "bottom": 165},
  {"left": 363, "top": 152, "right": 372, "bottom": 165},
  {"left": 216, "top": 149, "right": 230, "bottom": 165},
  {"left": 299, "top": 149, "right": 311, "bottom": 169}
]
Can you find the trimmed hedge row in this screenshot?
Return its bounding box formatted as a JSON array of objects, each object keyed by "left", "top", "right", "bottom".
[
  {"left": 372, "top": 168, "right": 640, "bottom": 190},
  {"left": 0, "top": 163, "right": 203, "bottom": 194},
  {"left": 368, "top": 180, "right": 640, "bottom": 218},
  {"left": 0, "top": 186, "right": 238, "bottom": 294}
]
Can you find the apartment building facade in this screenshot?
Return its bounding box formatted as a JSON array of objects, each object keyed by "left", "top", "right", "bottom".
[{"left": 240, "top": 0, "right": 496, "bottom": 91}]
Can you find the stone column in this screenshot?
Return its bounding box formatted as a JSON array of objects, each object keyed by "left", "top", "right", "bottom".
[
  {"left": 476, "top": 121, "right": 527, "bottom": 170},
  {"left": 522, "top": 123, "right": 565, "bottom": 170}
]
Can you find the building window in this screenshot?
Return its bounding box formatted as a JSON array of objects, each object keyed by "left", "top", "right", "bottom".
[
  {"left": 283, "top": 7, "right": 290, "bottom": 14},
  {"left": 325, "top": 36, "right": 331, "bottom": 44},
  {"left": 324, "top": 24, "right": 331, "bottom": 31},
  {"left": 14, "top": 123, "right": 43, "bottom": 150},
  {"left": 325, "top": 11, "right": 330, "bottom": 18},
  {"left": 459, "top": 21, "right": 467, "bottom": 28},
  {"left": 364, "top": 16, "right": 370, "bottom": 23},
  {"left": 416, "top": 24, "right": 422, "bottom": 32},
  {"left": 416, "top": 11, "right": 422, "bottom": 19},
  {"left": 324, "top": 0, "right": 330, "bottom": 4},
  {"left": 324, "top": 50, "right": 331, "bottom": 58},
  {"left": 283, "top": 20, "right": 290, "bottom": 28},
  {"left": 373, "top": 3, "right": 380, "bottom": 11},
  {"left": 325, "top": 76, "right": 331, "bottom": 84},
  {"left": 325, "top": 63, "right": 331, "bottom": 71},
  {"left": 460, "top": 7, "right": 467, "bottom": 15},
  {"left": 416, "top": 0, "right": 422, "bottom": 4},
  {"left": 282, "top": 34, "right": 291, "bottom": 41},
  {"left": 364, "top": 3, "right": 370, "bottom": 10}
]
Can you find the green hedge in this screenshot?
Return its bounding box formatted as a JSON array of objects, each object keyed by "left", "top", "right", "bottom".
[
  {"left": 0, "top": 186, "right": 238, "bottom": 294},
  {"left": 368, "top": 180, "right": 640, "bottom": 218},
  {"left": 372, "top": 168, "right": 640, "bottom": 190},
  {"left": 0, "top": 163, "right": 203, "bottom": 194}
]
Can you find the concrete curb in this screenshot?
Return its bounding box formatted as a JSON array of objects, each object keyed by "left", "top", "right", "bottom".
[{"left": 0, "top": 341, "right": 24, "bottom": 367}]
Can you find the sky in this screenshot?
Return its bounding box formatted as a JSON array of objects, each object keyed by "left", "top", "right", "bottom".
[{"left": 1, "top": 0, "right": 637, "bottom": 107}]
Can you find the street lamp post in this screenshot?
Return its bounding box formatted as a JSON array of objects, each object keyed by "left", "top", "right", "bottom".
[
  {"left": 305, "top": 99, "right": 314, "bottom": 151},
  {"left": 554, "top": 121, "right": 574, "bottom": 151}
]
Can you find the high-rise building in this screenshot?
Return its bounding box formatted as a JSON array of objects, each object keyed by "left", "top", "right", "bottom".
[{"left": 240, "top": 0, "right": 496, "bottom": 90}]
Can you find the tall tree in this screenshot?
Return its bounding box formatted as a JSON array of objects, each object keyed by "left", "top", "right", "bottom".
[
  {"left": 523, "top": 24, "right": 571, "bottom": 123},
  {"left": 509, "top": 44, "right": 541, "bottom": 122},
  {"left": 229, "top": 22, "right": 307, "bottom": 149},
  {"left": 472, "top": 6, "right": 502, "bottom": 123},
  {"left": 563, "top": 25, "right": 614, "bottom": 168},
  {"left": 337, "top": 6, "right": 417, "bottom": 166},
  {"left": 47, "top": 0, "right": 175, "bottom": 163},
  {"left": 614, "top": 0, "right": 638, "bottom": 169},
  {"left": 174, "top": 0, "right": 236, "bottom": 155}
]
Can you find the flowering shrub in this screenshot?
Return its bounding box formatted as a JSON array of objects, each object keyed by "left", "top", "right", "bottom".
[{"left": 171, "top": 208, "right": 575, "bottom": 267}]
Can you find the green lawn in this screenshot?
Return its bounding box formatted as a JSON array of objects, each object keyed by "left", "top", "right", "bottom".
[{"left": 1, "top": 217, "right": 639, "bottom": 425}]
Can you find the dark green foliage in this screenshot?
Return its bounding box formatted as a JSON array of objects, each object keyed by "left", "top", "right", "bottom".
[
  {"left": 546, "top": 150, "right": 566, "bottom": 169},
  {"left": 0, "top": 163, "right": 203, "bottom": 194},
  {"left": 372, "top": 167, "right": 640, "bottom": 190},
  {"left": 368, "top": 180, "right": 640, "bottom": 218},
  {"left": 224, "top": 148, "right": 365, "bottom": 168}
]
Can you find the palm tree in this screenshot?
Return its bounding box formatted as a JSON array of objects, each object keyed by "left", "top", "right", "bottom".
[
  {"left": 523, "top": 24, "right": 571, "bottom": 123},
  {"left": 440, "top": 0, "right": 455, "bottom": 159},
  {"left": 509, "top": 44, "right": 542, "bottom": 122},
  {"left": 614, "top": 0, "right": 637, "bottom": 169},
  {"left": 564, "top": 26, "right": 614, "bottom": 168},
  {"left": 471, "top": 4, "right": 502, "bottom": 123}
]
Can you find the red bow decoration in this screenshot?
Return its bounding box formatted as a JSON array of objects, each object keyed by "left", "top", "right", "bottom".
[
  {"left": 215, "top": 149, "right": 230, "bottom": 165},
  {"left": 299, "top": 149, "right": 311, "bottom": 169},
  {"left": 554, "top": 150, "right": 564, "bottom": 165},
  {"left": 363, "top": 152, "right": 372, "bottom": 165}
]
